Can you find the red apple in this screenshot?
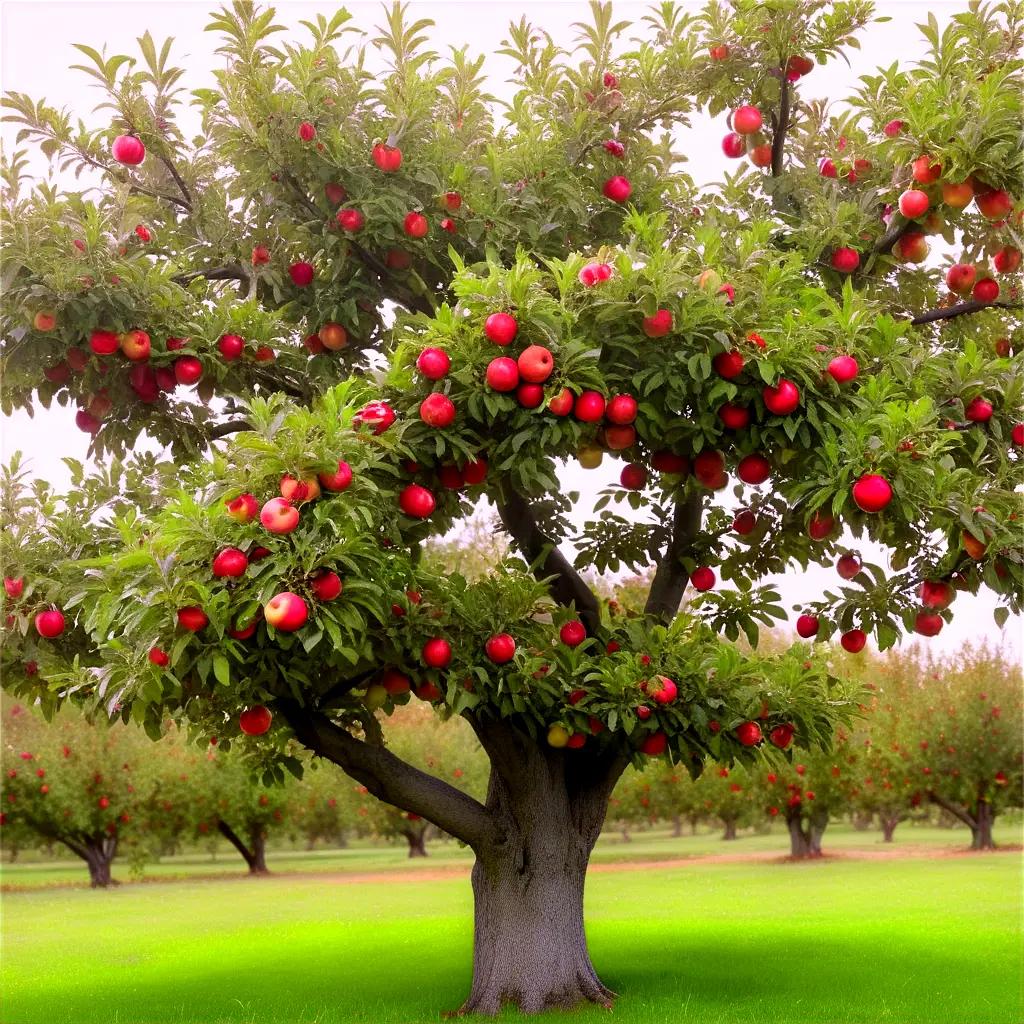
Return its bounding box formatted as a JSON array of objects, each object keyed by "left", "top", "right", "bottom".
[
  {"left": 574, "top": 391, "right": 606, "bottom": 422},
  {"left": 265, "top": 591, "right": 308, "bottom": 632},
  {"left": 911, "top": 155, "right": 941, "bottom": 184},
  {"left": 648, "top": 676, "right": 678, "bottom": 705},
  {"left": 251, "top": 244, "right": 271, "bottom": 264},
  {"left": 372, "top": 143, "right": 402, "bottom": 172},
  {"left": 311, "top": 570, "right": 343, "bottom": 601},
  {"left": 43, "top": 361, "right": 69, "bottom": 383},
  {"left": 111, "top": 134, "right": 145, "bottom": 165},
  {"left": 547, "top": 388, "right": 574, "bottom": 416},
  {"left": 769, "top": 723, "right": 794, "bottom": 749},
  {"left": 652, "top": 451, "right": 689, "bottom": 474},
  {"left": 399, "top": 484, "right": 436, "bottom": 518},
  {"left": 174, "top": 357, "right": 203, "bottom": 386},
  {"left": 972, "top": 278, "right": 999, "bottom": 303},
  {"left": 416, "top": 347, "right": 450, "bottom": 380},
  {"left": 965, "top": 396, "right": 993, "bottom": 422},
  {"left": 914, "top": 612, "right": 943, "bottom": 637},
  {"left": 693, "top": 450, "right": 726, "bottom": 487},
  {"left": 34, "top": 609, "right": 65, "bottom": 638},
  {"left": 713, "top": 350, "right": 744, "bottom": 379},
  {"left": 807, "top": 511, "right": 834, "bottom": 540},
  {"left": 640, "top": 732, "right": 668, "bottom": 756},
  {"left": 239, "top": 706, "right": 273, "bottom": 736},
  {"left": 298, "top": 121, "right": 316, "bottom": 141},
  {"left": 852, "top": 473, "right": 893, "bottom": 513},
  {"left": 148, "top": 647, "right": 169, "bottom": 667},
  {"left": 709, "top": 44, "right": 729, "bottom": 60},
  {"left": 962, "top": 530, "right": 987, "bottom": 560},
  {"left": 419, "top": 393, "right": 456, "bottom": 428},
  {"left": 836, "top": 553, "right": 861, "bottom": 579},
  {"left": 605, "top": 394, "right": 637, "bottom": 425},
  {"left": 945, "top": 264, "right": 977, "bottom": 296},
  {"left": 279, "top": 476, "right": 320, "bottom": 503},
  {"left": 733, "top": 509, "right": 757, "bottom": 535},
  {"left": 177, "top": 606, "right": 208, "bottom": 632},
  {"left": 380, "top": 669, "right": 411, "bottom": 695},
  {"left": 260, "top": 497, "right": 300, "bottom": 534},
  {"left": 763, "top": 379, "right": 800, "bottom": 416},
  {"left": 787, "top": 55, "right": 814, "bottom": 76},
  {"left": 217, "top": 334, "right": 245, "bottom": 361},
  {"left": 942, "top": 181, "right": 973, "bottom": 207},
  {"left": 560, "top": 620, "right": 586, "bottom": 647},
  {"left": 442, "top": 192, "right": 462, "bottom": 211},
  {"left": 518, "top": 345, "right": 554, "bottom": 383},
  {"left": 422, "top": 637, "right": 452, "bottom": 668},
  {"left": 75, "top": 410, "right": 101, "bottom": 435},
  {"left": 336, "top": 208, "right": 365, "bottom": 232},
  {"left": 819, "top": 158, "right": 837, "bottom": 178},
  {"left": 602, "top": 176, "right": 632, "bottom": 203},
  {"left": 898, "top": 189, "right": 930, "bottom": 219},
  {"left": 4, "top": 577, "right": 24, "bottom": 599},
  {"left": 919, "top": 580, "right": 954, "bottom": 610},
  {"left": 438, "top": 464, "right": 465, "bottom": 490},
  {"left": 225, "top": 493, "right": 258, "bottom": 522},
  {"left": 993, "top": 246, "right": 1021, "bottom": 274},
  {"left": 289, "top": 262, "right": 315, "bottom": 287},
  {"left": 620, "top": 463, "right": 647, "bottom": 490},
  {"left": 212, "top": 547, "right": 248, "bottom": 578},
  {"left": 517, "top": 383, "right": 544, "bottom": 408},
  {"left": 354, "top": 400, "right": 396, "bottom": 435},
  {"left": 463, "top": 459, "right": 487, "bottom": 485},
  {"left": 827, "top": 355, "right": 859, "bottom": 383},
  {"left": 735, "top": 721, "right": 762, "bottom": 746},
  {"left": 403, "top": 212, "right": 428, "bottom": 238},
  {"left": 894, "top": 231, "right": 928, "bottom": 263},
  {"left": 485, "top": 357, "right": 519, "bottom": 392},
  {"left": 749, "top": 143, "right": 773, "bottom": 168},
  {"left": 796, "top": 614, "right": 819, "bottom": 638},
  {"left": 732, "top": 105, "right": 763, "bottom": 134},
  {"left": 841, "top": 629, "right": 867, "bottom": 653},
  {"left": 1011, "top": 423, "right": 1024, "bottom": 447},
  {"left": 642, "top": 309, "right": 673, "bottom": 337},
  {"left": 319, "top": 323, "right": 347, "bottom": 351},
  {"left": 830, "top": 247, "right": 860, "bottom": 274},
  {"left": 737, "top": 454, "right": 770, "bottom": 484},
  {"left": 721, "top": 132, "right": 745, "bottom": 158},
  {"left": 484, "top": 312, "right": 518, "bottom": 345},
  {"left": 89, "top": 329, "right": 120, "bottom": 356},
  {"left": 485, "top": 633, "right": 516, "bottom": 664},
  {"left": 975, "top": 188, "right": 1012, "bottom": 220},
  {"left": 578, "top": 262, "right": 613, "bottom": 286},
  {"left": 603, "top": 139, "right": 625, "bottom": 157},
  {"left": 690, "top": 567, "right": 715, "bottom": 591}
]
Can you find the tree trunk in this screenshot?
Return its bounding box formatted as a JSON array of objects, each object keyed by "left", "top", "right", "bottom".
[
  {"left": 808, "top": 805, "right": 828, "bottom": 855},
  {"left": 620, "top": 826, "right": 632, "bottom": 842},
  {"left": 69, "top": 836, "right": 118, "bottom": 888},
  {"left": 689, "top": 814, "right": 700, "bottom": 835},
  {"left": 404, "top": 828, "right": 428, "bottom": 858},
  {"left": 881, "top": 814, "right": 902, "bottom": 843},
  {"left": 722, "top": 818, "right": 738, "bottom": 841},
  {"left": 460, "top": 719, "right": 627, "bottom": 1014},
  {"left": 216, "top": 819, "right": 269, "bottom": 875},
  {"left": 786, "top": 806, "right": 825, "bottom": 859},
  {"left": 971, "top": 801, "right": 996, "bottom": 850},
  {"left": 670, "top": 814, "right": 682, "bottom": 838}
]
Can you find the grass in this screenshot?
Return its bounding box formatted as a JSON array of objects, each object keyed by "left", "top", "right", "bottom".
[
  {"left": 1, "top": 840, "right": 1020, "bottom": 1024},
  {"left": 2, "top": 820, "right": 1018, "bottom": 888}
]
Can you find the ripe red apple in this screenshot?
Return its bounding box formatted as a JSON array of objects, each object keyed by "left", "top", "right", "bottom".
[
  {"left": 942, "top": 181, "right": 973, "bottom": 207},
  {"left": 733, "top": 509, "right": 756, "bottom": 535},
  {"left": 721, "top": 132, "right": 745, "bottom": 158},
  {"left": 33, "top": 310, "right": 57, "bottom": 332},
  {"left": 546, "top": 388, "right": 574, "bottom": 416},
  {"left": 882, "top": 119, "right": 904, "bottom": 137},
  {"left": 836, "top": 553, "right": 861, "bottom": 579},
  {"left": 89, "top": 329, "right": 120, "bottom": 356},
  {"left": 763, "top": 379, "right": 800, "bottom": 416},
  {"left": 911, "top": 154, "right": 941, "bottom": 184},
  {"left": 311, "top": 570, "right": 343, "bottom": 602},
  {"left": 919, "top": 580, "right": 954, "bottom": 610},
  {"left": 652, "top": 451, "right": 689, "bottom": 474},
  {"left": 280, "top": 476, "right": 320, "bottom": 503},
  {"left": 1011, "top": 423, "right": 1024, "bottom": 447},
  {"left": 265, "top": 591, "right": 308, "bottom": 631},
  {"left": 693, "top": 450, "right": 726, "bottom": 488},
  {"left": 385, "top": 248, "right": 412, "bottom": 270},
  {"left": 796, "top": 614, "right": 819, "bottom": 639},
  {"left": 962, "top": 530, "right": 987, "bottom": 560},
  {"left": 818, "top": 157, "right": 837, "bottom": 178},
  {"left": 318, "top": 323, "right": 347, "bottom": 351},
  {"left": 749, "top": 143, "right": 773, "bottom": 168},
  {"left": 4, "top": 576, "right": 24, "bottom": 599},
  {"left": 975, "top": 188, "right": 1012, "bottom": 220},
  {"left": 155, "top": 367, "right": 177, "bottom": 392},
  {"left": 260, "top": 497, "right": 300, "bottom": 533},
  {"left": 212, "top": 548, "right": 248, "bottom": 578},
  {"left": 517, "top": 345, "right": 554, "bottom": 384},
  {"left": 648, "top": 675, "right": 678, "bottom": 705},
  {"left": 602, "top": 175, "right": 632, "bottom": 203},
  {"left": 620, "top": 463, "right": 647, "bottom": 490},
  {"left": 831, "top": 247, "right": 860, "bottom": 274},
  {"left": 840, "top": 629, "right": 867, "bottom": 653},
  {"left": 419, "top": 393, "right": 456, "bottom": 428},
  {"left": 642, "top": 309, "right": 673, "bottom": 337},
  {"left": 225, "top": 493, "right": 258, "bottom": 522},
  {"left": 403, "top": 212, "right": 429, "bottom": 238},
  {"left": 732, "top": 105, "right": 763, "bottom": 134},
  {"left": 111, "top": 135, "right": 145, "bottom": 165},
  {"left": 827, "top": 355, "right": 859, "bottom": 384},
  {"left": 945, "top": 264, "right": 977, "bottom": 296},
  {"left": 574, "top": 390, "right": 606, "bottom": 422},
  {"left": 372, "top": 143, "right": 402, "bottom": 172},
  {"left": 713, "top": 350, "right": 744, "bottom": 379},
  {"left": 787, "top": 54, "right": 814, "bottom": 76},
  {"left": 965, "top": 396, "right": 993, "bottom": 422},
  {"left": 399, "top": 484, "right": 436, "bottom": 518},
  {"left": 442, "top": 191, "right": 462, "bottom": 211},
  {"left": 485, "top": 633, "right": 516, "bottom": 664},
  {"left": 440, "top": 218, "right": 457, "bottom": 233},
  {"left": 148, "top": 647, "right": 170, "bottom": 667},
  {"left": 438, "top": 464, "right": 465, "bottom": 490},
  {"left": 737, "top": 453, "right": 770, "bottom": 484},
  {"left": 914, "top": 611, "right": 943, "bottom": 637},
  {"left": 177, "top": 606, "right": 208, "bottom": 632},
  {"left": 318, "top": 460, "right": 353, "bottom": 491},
  {"left": 463, "top": 459, "right": 487, "bottom": 485},
  {"left": 578, "top": 262, "right": 613, "bottom": 286},
  {"left": 174, "top": 357, "right": 203, "bottom": 386},
  {"left": 691, "top": 567, "right": 716, "bottom": 592},
  {"left": 560, "top": 620, "right": 586, "bottom": 647},
  {"left": 709, "top": 44, "right": 729, "bottom": 60},
  {"left": 601, "top": 425, "right": 634, "bottom": 450},
  {"left": 251, "top": 244, "right": 271, "bottom": 264},
  {"left": 239, "top": 706, "right": 273, "bottom": 736},
  {"left": 605, "top": 394, "right": 638, "bottom": 425},
  {"left": 898, "top": 189, "right": 930, "bottom": 219},
  {"left": 517, "top": 383, "right": 544, "bottom": 408},
  {"left": 852, "top": 473, "right": 893, "bottom": 513},
  {"left": 735, "top": 721, "right": 762, "bottom": 746},
  {"left": 75, "top": 410, "right": 100, "bottom": 435},
  {"left": 640, "top": 731, "right": 668, "bottom": 756},
  {"left": 486, "top": 356, "right": 519, "bottom": 391},
  {"left": 894, "top": 231, "right": 928, "bottom": 263},
  {"left": 298, "top": 121, "right": 316, "bottom": 141},
  {"left": 993, "top": 246, "right": 1021, "bottom": 274},
  {"left": 484, "top": 312, "right": 518, "bottom": 345},
  {"left": 354, "top": 400, "right": 396, "bottom": 435},
  {"left": 422, "top": 637, "right": 452, "bottom": 668},
  {"left": 228, "top": 617, "right": 259, "bottom": 640},
  {"left": 769, "top": 723, "right": 794, "bottom": 749},
  {"left": 213, "top": 335, "right": 245, "bottom": 363},
  {"left": 289, "top": 262, "right": 315, "bottom": 287},
  {"left": 34, "top": 609, "right": 65, "bottom": 638},
  {"left": 336, "top": 208, "right": 365, "bottom": 232},
  {"left": 43, "top": 361, "right": 69, "bottom": 383},
  {"left": 416, "top": 347, "right": 450, "bottom": 380},
  {"left": 972, "top": 278, "right": 999, "bottom": 303},
  {"left": 380, "top": 669, "right": 411, "bottom": 695}
]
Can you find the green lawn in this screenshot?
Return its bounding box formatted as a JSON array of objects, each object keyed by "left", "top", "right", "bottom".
[
  {"left": 1, "top": 846, "right": 1020, "bottom": 1024},
  {"left": 3, "top": 820, "right": 1019, "bottom": 888}
]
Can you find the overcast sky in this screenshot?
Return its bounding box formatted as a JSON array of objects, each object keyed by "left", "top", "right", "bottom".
[{"left": 2, "top": 0, "right": 1019, "bottom": 660}]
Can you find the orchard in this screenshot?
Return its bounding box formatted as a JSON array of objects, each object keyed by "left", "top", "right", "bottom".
[{"left": 0, "top": 0, "right": 1022, "bottom": 1016}]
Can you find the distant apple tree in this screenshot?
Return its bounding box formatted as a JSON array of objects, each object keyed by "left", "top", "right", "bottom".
[{"left": 1, "top": 0, "right": 1022, "bottom": 1013}]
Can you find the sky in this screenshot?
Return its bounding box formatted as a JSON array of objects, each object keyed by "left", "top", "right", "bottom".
[{"left": 1, "top": 0, "right": 1019, "bottom": 659}]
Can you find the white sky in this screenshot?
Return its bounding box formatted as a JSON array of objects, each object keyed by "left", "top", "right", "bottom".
[{"left": 1, "top": 0, "right": 1019, "bottom": 659}]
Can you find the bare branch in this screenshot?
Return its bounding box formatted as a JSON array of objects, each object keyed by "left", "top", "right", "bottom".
[
  {"left": 495, "top": 490, "right": 601, "bottom": 635},
  {"left": 910, "top": 299, "right": 1019, "bottom": 326},
  {"left": 156, "top": 152, "right": 193, "bottom": 208},
  {"left": 770, "top": 75, "right": 790, "bottom": 177},
  {"left": 206, "top": 419, "right": 251, "bottom": 441},
  {"left": 645, "top": 491, "right": 704, "bottom": 620},
  {"left": 927, "top": 790, "right": 977, "bottom": 830}
]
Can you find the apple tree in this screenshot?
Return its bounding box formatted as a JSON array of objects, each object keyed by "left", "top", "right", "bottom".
[
  {"left": 610, "top": 762, "right": 702, "bottom": 839},
  {"left": 695, "top": 762, "right": 760, "bottom": 840},
  {"left": 1, "top": 0, "right": 1022, "bottom": 1012}
]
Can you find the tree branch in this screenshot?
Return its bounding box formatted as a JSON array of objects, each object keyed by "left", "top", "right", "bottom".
[
  {"left": 157, "top": 153, "right": 193, "bottom": 208},
  {"left": 276, "top": 699, "right": 496, "bottom": 850},
  {"left": 216, "top": 819, "right": 256, "bottom": 869},
  {"left": 927, "top": 790, "right": 976, "bottom": 830},
  {"left": 495, "top": 490, "right": 601, "bottom": 635},
  {"left": 770, "top": 75, "right": 790, "bottom": 177},
  {"left": 172, "top": 264, "right": 248, "bottom": 287},
  {"left": 206, "top": 419, "right": 252, "bottom": 441},
  {"left": 910, "top": 299, "right": 1018, "bottom": 326},
  {"left": 872, "top": 214, "right": 913, "bottom": 257},
  {"left": 645, "top": 491, "right": 704, "bottom": 620}
]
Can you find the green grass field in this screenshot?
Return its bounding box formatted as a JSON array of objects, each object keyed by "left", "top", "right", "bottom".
[{"left": 1, "top": 830, "right": 1020, "bottom": 1024}]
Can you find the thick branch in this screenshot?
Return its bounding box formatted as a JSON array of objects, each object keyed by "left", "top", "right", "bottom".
[
  {"left": 172, "top": 264, "right": 248, "bottom": 287},
  {"left": 206, "top": 419, "right": 252, "bottom": 441},
  {"left": 910, "top": 299, "right": 1018, "bottom": 326},
  {"left": 56, "top": 835, "right": 90, "bottom": 861},
  {"left": 770, "top": 74, "right": 790, "bottom": 177},
  {"left": 216, "top": 819, "right": 256, "bottom": 868},
  {"left": 276, "top": 699, "right": 496, "bottom": 850},
  {"left": 645, "top": 491, "right": 704, "bottom": 620},
  {"left": 872, "top": 215, "right": 913, "bottom": 257},
  {"left": 495, "top": 490, "right": 601, "bottom": 635},
  {"left": 157, "top": 153, "right": 194, "bottom": 208},
  {"left": 927, "top": 791, "right": 977, "bottom": 830}
]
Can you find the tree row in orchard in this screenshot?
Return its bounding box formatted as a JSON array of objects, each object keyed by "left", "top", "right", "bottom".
[{"left": 1, "top": 0, "right": 1021, "bottom": 1014}]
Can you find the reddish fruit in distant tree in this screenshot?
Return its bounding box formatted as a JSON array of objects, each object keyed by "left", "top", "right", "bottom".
[
  {"left": 836, "top": 553, "right": 861, "bottom": 579},
  {"left": 372, "top": 144, "right": 402, "bottom": 172},
  {"left": 641, "top": 309, "right": 673, "bottom": 337},
  {"left": 732, "top": 105, "right": 763, "bottom": 134},
  {"left": 602, "top": 425, "right": 635, "bottom": 450},
  {"left": 463, "top": 459, "right": 487, "bottom": 485},
  {"left": 420, "top": 393, "right": 456, "bottom": 428},
  {"left": 1011, "top": 423, "right": 1024, "bottom": 447},
  {"left": 919, "top": 580, "right": 954, "bottom": 610},
  {"left": 693, "top": 450, "right": 726, "bottom": 487},
  {"left": 43, "top": 362, "right": 69, "bottom": 382},
  {"left": 831, "top": 247, "right": 860, "bottom": 273},
  {"left": 911, "top": 155, "right": 941, "bottom": 184},
  {"left": 945, "top": 264, "right": 977, "bottom": 295},
  {"left": 975, "top": 188, "right": 1012, "bottom": 220},
  {"left": 4, "top": 577, "right": 24, "bottom": 599},
  {"left": 177, "top": 607, "right": 208, "bottom": 632},
  {"left": 403, "top": 212, "right": 428, "bottom": 237},
  {"left": 75, "top": 410, "right": 100, "bottom": 435},
  {"left": 894, "top": 231, "right": 928, "bottom": 263},
  {"left": 485, "top": 633, "right": 516, "bottom": 664},
  {"left": 417, "top": 347, "right": 450, "bottom": 380},
  {"left": 33, "top": 310, "right": 57, "bottom": 332},
  {"left": 605, "top": 394, "right": 638, "bottom": 424},
  {"left": 733, "top": 509, "right": 756, "bottom": 535},
  {"left": 485, "top": 357, "right": 519, "bottom": 392},
  {"left": 972, "top": 277, "right": 999, "bottom": 302},
  {"left": 148, "top": 647, "right": 169, "bottom": 667},
  {"left": 225, "top": 493, "right": 258, "bottom": 522},
  {"left": 484, "top": 312, "right": 518, "bottom": 345},
  {"left": 517, "top": 383, "right": 544, "bottom": 408},
  {"left": 620, "top": 464, "right": 647, "bottom": 490},
  {"left": 265, "top": 591, "right": 308, "bottom": 631},
  {"left": 439, "top": 218, "right": 456, "bottom": 233},
  {"left": 735, "top": 722, "right": 762, "bottom": 746},
  {"left": 709, "top": 44, "right": 729, "bottom": 60},
  {"left": 560, "top": 620, "right": 586, "bottom": 647},
  {"left": 336, "top": 208, "right": 365, "bottom": 232},
  {"left": 399, "top": 484, "right": 436, "bottom": 519},
  {"left": 691, "top": 567, "right": 716, "bottom": 591},
  {"left": 89, "top": 329, "right": 119, "bottom": 356},
  {"left": 34, "top": 610, "right": 65, "bottom": 638},
  {"left": 770, "top": 723, "right": 794, "bottom": 749},
  {"left": 311, "top": 570, "right": 343, "bottom": 602},
  {"left": 807, "top": 511, "right": 834, "bottom": 540},
  {"left": 438, "top": 464, "right": 465, "bottom": 490},
  {"left": 289, "top": 262, "right": 315, "bottom": 287},
  {"left": 763, "top": 379, "right": 800, "bottom": 415},
  {"left": 111, "top": 135, "right": 145, "bottom": 165},
  {"left": 422, "top": 637, "right": 452, "bottom": 668},
  {"left": 898, "top": 189, "right": 930, "bottom": 218},
  {"left": 239, "top": 706, "right": 273, "bottom": 736},
  {"left": 442, "top": 192, "right": 462, "bottom": 211},
  {"left": 603, "top": 139, "right": 625, "bottom": 158},
  {"left": 602, "top": 176, "right": 632, "bottom": 202},
  {"left": 574, "top": 391, "right": 606, "bottom": 422},
  {"left": 882, "top": 119, "right": 903, "bottom": 138},
  {"left": 415, "top": 681, "right": 443, "bottom": 701},
  {"left": 260, "top": 497, "right": 300, "bottom": 534},
  {"left": 380, "top": 669, "right": 411, "bottom": 695},
  {"left": 796, "top": 615, "right": 819, "bottom": 639},
  {"left": 518, "top": 345, "right": 554, "bottom": 383},
  {"left": 787, "top": 55, "right": 814, "bottom": 76},
  {"left": 218, "top": 334, "right": 245, "bottom": 361},
  {"left": 818, "top": 158, "right": 837, "bottom": 178},
  {"left": 841, "top": 629, "right": 867, "bottom": 653},
  {"left": 852, "top": 474, "right": 893, "bottom": 513},
  {"left": 212, "top": 548, "right": 248, "bottom": 578},
  {"left": 721, "top": 132, "right": 745, "bottom": 158},
  {"left": 578, "top": 262, "right": 613, "bottom": 286},
  {"left": 749, "top": 144, "right": 773, "bottom": 168},
  {"left": 648, "top": 676, "right": 678, "bottom": 705},
  {"left": 173, "top": 357, "right": 202, "bottom": 386}
]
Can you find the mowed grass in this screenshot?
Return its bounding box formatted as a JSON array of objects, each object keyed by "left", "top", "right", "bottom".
[
  {"left": 1, "top": 846, "right": 1020, "bottom": 1024},
  {"left": 3, "top": 820, "right": 1018, "bottom": 888}
]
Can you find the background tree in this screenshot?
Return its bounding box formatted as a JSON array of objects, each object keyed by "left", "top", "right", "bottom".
[
  {"left": 695, "top": 762, "right": 760, "bottom": 840},
  {"left": 292, "top": 760, "right": 353, "bottom": 850},
  {"left": 1, "top": 0, "right": 1022, "bottom": 1014}
]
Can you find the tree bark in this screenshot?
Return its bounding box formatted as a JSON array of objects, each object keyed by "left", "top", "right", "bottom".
[
  {"left": 404, "top": 827, "right": 428, "bottom": 858},
  {"left": 785, "top": 806, "right": 826, "bottom": 859},
  {"left": 880, "top": 814, "right": 903, "bottom": 843},
  {"left": 971, "top": 801, "right": 996, "bottom": 851},
  {"left": 722, "top": 818, "right": 738, "bottom": 841},
  {"left": 61, "top": 836, "right": 118, "bottom": 888},
  {"left": 216, "top": 819, "right": 269, "bottom": 875},
  {"left": 670, "top": 814, "right": 682, "bottom": 838}
]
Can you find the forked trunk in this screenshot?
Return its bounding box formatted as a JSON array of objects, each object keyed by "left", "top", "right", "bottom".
[
  {"left": 971, "top": 801, "right": 996, "bottom": 850},
  {"left": 722, "top": 818, "right": 738, "bottom": 841},
  {"left": 63, "top": 836, "right": 118, "bottom": 888},
  {"left": 217, "top": 819, "right": 269, "bottom": 874},
  {"left": 461, "top": 719, "right": 627, "bottom": 1014},
  {"left": 786, "top": 805, "right": 827, "bottom": 859}
]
